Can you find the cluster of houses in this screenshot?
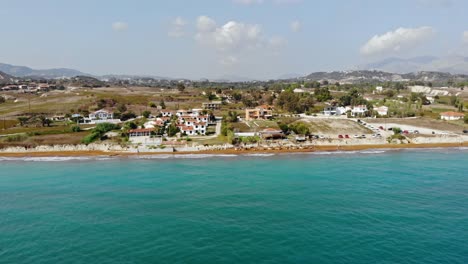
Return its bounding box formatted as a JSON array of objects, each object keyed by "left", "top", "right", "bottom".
[
  {"left": 322, "top": 105, "right": 389, "bottom": 117},
  {"left": 162, "top": 109, "right": 210, "bottom": 136},
  {"left": 1, "top": 84, "right": 57, "bottom": 92}
]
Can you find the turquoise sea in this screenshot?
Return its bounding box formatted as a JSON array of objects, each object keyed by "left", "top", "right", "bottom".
[{"left": 0, "top": 149, "right": 467, "bottom": 263}]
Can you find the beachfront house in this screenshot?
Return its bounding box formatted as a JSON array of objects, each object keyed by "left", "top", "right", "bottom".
[
  {"left": 128, "top": 128, "right": 162, "bottom": 145},
  {"left": 260, "top": 128, "right": 284, "bottom": 139},
  {"left": 440, "top": 111, "right": 465, "bottom": 121}
]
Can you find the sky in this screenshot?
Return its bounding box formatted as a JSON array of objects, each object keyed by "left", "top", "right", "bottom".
[{"left": 1, "top": 0, "right": 468, "bottom": 79}]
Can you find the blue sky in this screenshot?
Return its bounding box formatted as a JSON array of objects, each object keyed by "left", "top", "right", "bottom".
[{"left": 1, "top": 0, "right": 467, "bottom": 79}]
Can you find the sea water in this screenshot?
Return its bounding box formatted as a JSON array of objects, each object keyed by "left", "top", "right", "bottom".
[{"left": 0, "top": 149, "right": 467, "bottom": 263}]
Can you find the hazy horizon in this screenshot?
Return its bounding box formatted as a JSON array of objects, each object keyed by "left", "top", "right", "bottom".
[{"left": 2, "top": 0, "right": 468, "bottom": 79}]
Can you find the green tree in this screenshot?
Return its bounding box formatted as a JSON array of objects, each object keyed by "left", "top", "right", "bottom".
[
  {"left": 117, "top": 104, "right": 127, "bottom": 113},
  {"left": 314, "top": 87, "right": 332, "bottom": 102},
  {"left": 142, "top": 110, "right": 151, "bottom": 118},
  {"left": 17, "top": 117, "right": 29, "bottom": 127},
  {"left": 177, "top": 83, "right": 186, "bottom": 92},
  {"left": 167, "top": 123, "right": 180, "bottom": 137}
]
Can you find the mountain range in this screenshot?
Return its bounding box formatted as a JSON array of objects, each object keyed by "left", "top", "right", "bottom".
[
  {"left": 359, "top": 56, "right": 468, "bottom": 75},
  {"left": 0, "top": 63, "right": 87, "bottom": 79}
]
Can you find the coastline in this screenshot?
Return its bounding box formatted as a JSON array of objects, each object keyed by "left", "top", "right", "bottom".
[{"left": 0, "top": 142, "right": 466, "bottom": 158}]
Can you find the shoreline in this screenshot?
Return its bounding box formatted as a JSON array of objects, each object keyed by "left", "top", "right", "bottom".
[{"left": 0, "top": 142, "right": 467, "bottom": 158}]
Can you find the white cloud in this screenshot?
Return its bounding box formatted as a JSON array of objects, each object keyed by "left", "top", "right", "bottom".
[
  {"left": 360, "top": 26, "right": 435, "bottom": 56},
  {"left": 195, "top": 17, "right": 264, "bottom": 52},
  {"left": 290, "top": 20, "right": 301, "bottom": 33},
  {"left": 112, "top": 22, "right": 128, "bottom": 32},
  {"left": 168, "top": 17, "right": 187, "bottom": 38},
  {"left": 194, "top": 16, "right": 286, "bottom": 65},
  {"left": 463, "top": 31, "right": 468, "bottom": 44},
  {"left": 196, "top": 16, "right": 217, "bottom": 32}
]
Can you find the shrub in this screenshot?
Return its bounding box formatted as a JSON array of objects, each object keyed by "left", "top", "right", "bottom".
[
  {"left": 5, "top": 134, "right": 28, "bottom": 142},
  {"left": 82, "top": 132, "right": 100, "bottom": 144},
  {"left": 392, "top": 127, "right": 402, "bottom": 135},
  {"left": 71, "top": 125, "right": 81, "bottom": 132}
]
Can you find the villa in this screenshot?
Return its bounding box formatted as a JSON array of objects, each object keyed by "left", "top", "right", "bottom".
[
  {"left": 80, "top": 109, "right": 120, "bottom": 124},
  {"left": 351, "top": 105, "right": 368, "bottom": 117},
  {"left": 323, "top": 106, "right": 347, "bottom": 116},
  {"left": 245, "top": 105, "right": 273, "bottom": 121}
]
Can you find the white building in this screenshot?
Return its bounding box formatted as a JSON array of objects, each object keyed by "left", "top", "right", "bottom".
[
  {"left": 351, "top": 105, "right": 368, "bottom": 117},
  {"left": 89, "top": 109, "right": 114, "bottom": 120},
  {"left": 440, "top": 111, "right": 465, "bottom": 121},
  {"left": 375, "top": 106, "right": 388, "bottom": 116},
  {"left": 80, "top": 109, "right": 120, "bottom": 124},
  {"left": 323, "top": 106, "right": 347, "bottom": 116}
]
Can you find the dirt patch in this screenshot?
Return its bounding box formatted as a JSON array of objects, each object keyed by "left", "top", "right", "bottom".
[{"left": 297, "top": 118, "right": 372, "bottom": 135}]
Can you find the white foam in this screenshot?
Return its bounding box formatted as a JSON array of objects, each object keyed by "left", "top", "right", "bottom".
[{"left": 243, "top": 153, "right": 276, "bottom": 157}]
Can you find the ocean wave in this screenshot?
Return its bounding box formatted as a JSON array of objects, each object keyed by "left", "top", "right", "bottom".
[
  {"left": 0, "top": 156, "right": 104, "bottom": 162},
  {"left": 243, "top": 153, "right": 276, "bottom": 157},
  {"left": 133, "top": 154, "right": 239, "bottom": 159}
]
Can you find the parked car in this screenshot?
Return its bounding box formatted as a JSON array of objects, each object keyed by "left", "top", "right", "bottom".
[
  {"left": 403, "top": 130, "right": 409, "bottom": 134},
  {"left": 361, "top": 135, "right": 366, "bottom": 138},
  {"left": 353, "top": 135, "right": 360, "bottom": 138},
  {"left": 463, "top": 130, "right": 468, "bottom": 134},
  {"left": 345, "top": 135, "right": 350, "bottom": 139},
  {"left": 414, "top": 130, "right": 419, "bottom": 134},
  {"left": 338, "top": 135, "right": 344, "bottom": 139},
  {"left": 379, "top": 126, "right": 384, "bottom": 130}
]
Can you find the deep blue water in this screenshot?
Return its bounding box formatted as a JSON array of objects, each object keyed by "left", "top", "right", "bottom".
[{"left": 0, "top": 149, "right": 467, "bottom": 263}]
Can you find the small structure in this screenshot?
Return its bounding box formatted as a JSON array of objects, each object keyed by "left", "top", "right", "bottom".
[
  {"left": 202, "top": 101, "right": 222, "bottom": 110},
  {"left": 129, "top": 128, "right": 153, "bottom": 137},
  {"left": 375, "top": 106, "right": 388, "bottom": 116},
  {"left": 440, "top": 111, "right": 465, "bottom": 121},
  {"left": 260, "top": 128, "right": 284, "bottom": 139},
  {"left": 128, "top": 128, "right": 162, "bottom": 145}
]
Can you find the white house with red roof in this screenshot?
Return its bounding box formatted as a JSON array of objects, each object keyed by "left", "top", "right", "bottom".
[{"left": 440, "top": 111, "right": 465, "bottom": 121}]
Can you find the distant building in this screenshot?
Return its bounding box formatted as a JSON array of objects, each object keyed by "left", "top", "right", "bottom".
[
  {"left": 81, "top": 109, "right": 120, "bottom": 124},
  {"left": 440, "top": 111, "right": 465, "bottom": 121},
  {"left": 260, "top": 128, "right": 284, "bottom": 139},
  {"left": 245, "top": 105, "right": 273, "bottom": 121},
  {"left": 375, "top": 86, "right": 383, "bottom": 93},
  {"left": 351, "top": 105, "right": 368, "bottom": 117},
  {"left": 202, "top": 101, "right": 222, "bottom": 110},
  {"left": 89, "top": 109, "right": 114, "bottom": 120},
  {"left": 375, "top": 106, "right": 388, "bottom": 116},
  {"left": 323, "top": 106, "right": 346, "bottom": 116}
]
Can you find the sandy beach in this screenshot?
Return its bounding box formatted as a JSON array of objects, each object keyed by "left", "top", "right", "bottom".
[{"left": 0, "top": 142, "right": 466, "bottom": 158}]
